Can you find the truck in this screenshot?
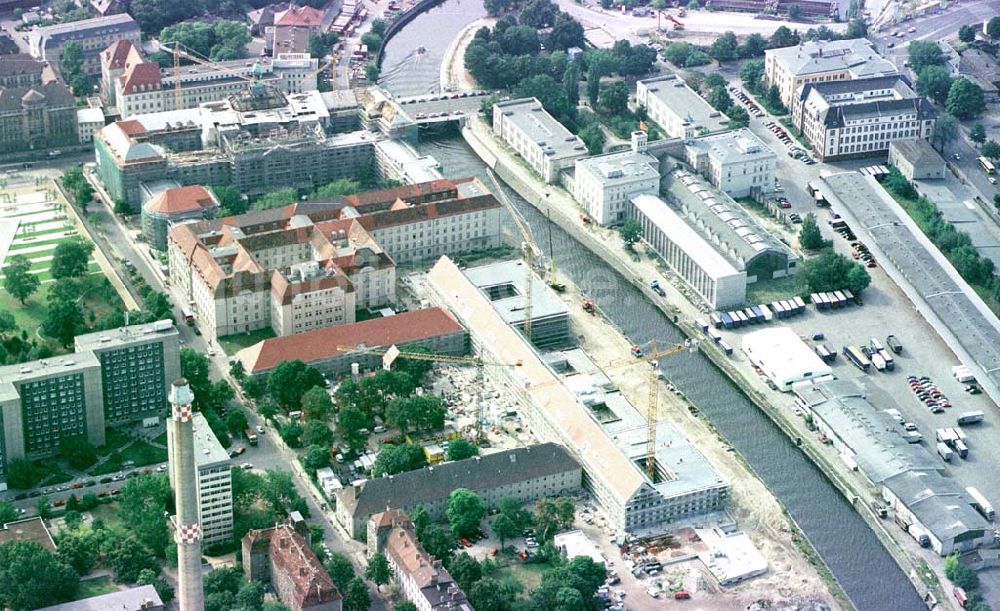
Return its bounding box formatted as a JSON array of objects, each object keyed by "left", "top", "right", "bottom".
[
  {"left": 843, "top": 345, "right": 871, "bottom": 372},
  {"left": 965, "top": 486, "right": 995, "bottom": 521},
  {"left": 869, "top": 337, "right": 884, "bottom": 352},
  {"left": 814, "top": 344, "right": 835, "bottom": 363},
  {"left": 908, "top": 524, "right": 931, "bottom": 547},
  {"left": 937, "top": 442, "right": 954, "bottom": 462},
  {"left": 878, "top": 349, "right": 895, "bottom": 371},
  {"left": 952, "top": 365, "right": 976, "bottom": 383},
  {"left": 245, "top": 428, "right": 258, "bottom": 446},
  {"left": 957, "top": 411, "right": 984, "bottom": 426},
  {"left": 871, "top": 352, "right": 887, "bottom": 372},
  {"left": 885, "top": 335, "right": 903, "bottom": 354},
  {"left": 953, "top": 439, "right": 969, "bottom": 459},
  {"left": 936, "top": 428, "right": 959, "bottom": 445}
]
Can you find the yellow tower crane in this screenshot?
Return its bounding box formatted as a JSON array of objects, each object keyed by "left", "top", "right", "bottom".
[{"left": 339, "top": 344, "right": 522, "bottom": 443}]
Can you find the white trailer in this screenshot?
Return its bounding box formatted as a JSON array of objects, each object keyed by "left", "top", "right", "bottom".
[{"left": 966, "top": 486, "right": 995, "bottom": 520}]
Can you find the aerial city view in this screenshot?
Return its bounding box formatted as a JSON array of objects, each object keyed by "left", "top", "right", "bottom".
[{"left": 0, "top": 0, "right": 999, "bottom": 607}]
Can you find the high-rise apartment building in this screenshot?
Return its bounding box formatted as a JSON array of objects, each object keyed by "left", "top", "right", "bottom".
[{"left": 167, "top": 412, "right": 232, "bottom": 546}]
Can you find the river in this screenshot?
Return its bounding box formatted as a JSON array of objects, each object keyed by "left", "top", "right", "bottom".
[{"left": 379, "top": 6, "right": 926, "bottom": 609}]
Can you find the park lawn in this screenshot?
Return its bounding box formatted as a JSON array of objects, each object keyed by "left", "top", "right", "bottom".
[
  {"left": 86, "top": 502, "right": 123, "bottom": 529},
  {"left": 89, "top": 459, "right": 123, "bottom": 476},
  {"left": 76, "top": 576, "right": 117, "bottom": 598},
  {"left": 0, "top": 286, "right": 49, "bottom": 336},
  {"left": 99, "top": 428, "right": 131, "bottom": 454},
  {"left": 746, "top": 274, "right": 804, "bottom": 305},
  {"left": 495, "top": 560, "right": 549, "bottom": 592},
  {"left": 39, "top": 461, "right": 74, "bottom": 485},
  {"left": 120, "top": 441, "right": 167, "bottom": 467},
  {"left": 218, "top": 327, "right": 276, "bottom": 355},
  {"left": 8, "top": 235, "right": 80, "bottom": 252},
  {"left": 152, "top": 431, "right": 167, "bottom": 445}
]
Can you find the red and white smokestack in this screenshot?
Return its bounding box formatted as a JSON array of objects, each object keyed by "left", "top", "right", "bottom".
[{"left": 169, "top": 378, "right": 205, "bottom": 611}]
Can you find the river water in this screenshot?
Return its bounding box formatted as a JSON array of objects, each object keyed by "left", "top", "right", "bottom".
[{"left": 380, "top": 6, "right": 926, "bottom": 609}]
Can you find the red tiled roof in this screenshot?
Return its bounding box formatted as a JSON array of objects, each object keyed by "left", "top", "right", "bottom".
[
  {"left": 238, "top": 307, "right": 465, "bottom": 373},
  {"left": 144, "top": 185, "right": 218, "bottom": 215},
  {"left": 356, "top": 193, "right": 501, "bottom": 232},
  {"left": 258, "top": 524, "right": 340, "bottom": 609},
  {"left": 116, "top": 119, "right": 146, "bottom": 136},
  {"left": 273, "top": 4, "right": 324, "bottom": 27},
  {"left": 341, "top": 179, "right": 457, "bottom": 211},
  {"left": 101, "top": 39, "right": 134, "bottom": 70},
  {"left": 120, "top": 60, "right": 161, "bottom": 94}
]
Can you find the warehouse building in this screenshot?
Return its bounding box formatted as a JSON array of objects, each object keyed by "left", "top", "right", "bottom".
[
  {"left": 236, "top": 307, "right": 468, "bottom": 377},
  {"left": 636, "top": 74, "right": 730, "bottom": 139},
  {"left": 492, "top": 98, "right": 588, "bottom": 184},
  {"left": 427, "top": 256, "right": 730, "bottom": 535},
  {"left": 684, "top": 129, "right": 777, "bottom": 198},
  {"left": 888, "top": 139, "right": 945, "bottom": 181},
  {"left": 335, "top": 443, "right": 581, "bottom": 538},
  {"left": 464, "top": 259, "right": 573, "bottom": 349},
  {"left": 742, "top": 327, "right": 832, "bottom": 391},
  {"left": 630, "top": 193, "right": 747, "bottom": 309},
  {"left": 661, "top": 169, "right": 798, "bottom": 283},
  {"left": 764, "top": 39, "right": 898, "bottom": 109},
  {"left": 573, "top": 132, "right": 659, "bottom": 226},
  {"left": 796, "top": 380, "right": 992, "bottom": 556}
]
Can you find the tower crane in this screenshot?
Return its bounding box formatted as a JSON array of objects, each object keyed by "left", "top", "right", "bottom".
[{"left": 338, "top": 344, "right": 522, "bottom": 443}]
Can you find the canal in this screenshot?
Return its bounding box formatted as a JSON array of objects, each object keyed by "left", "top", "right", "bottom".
[{"left": 380, "top": 7, "right": 926, "bottom": 609}]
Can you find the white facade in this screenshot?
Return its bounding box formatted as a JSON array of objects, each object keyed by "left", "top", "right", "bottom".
[
  {"left": 573, "top": 134, "right": 659, "bottom": 226},
  {"left": 492, "top": 98, "right": 588, "bottom": 184},
  {"left": 167, "top": 412, "right": 233, "bottom": 546},
  {"left": 630, "top": 194, "right": 747, "bottom": 309},
  {"left": 76, "top": 107, "right": 105, "bottom": 144},
  {"left": 270, "top": 263, "right": 357, "bottom": 337},
  {"left": 636, "top": 74, "right": 729, "bottom": 139},
  {"left": 684, "top": 129, "right": 776, "bottom": 198},
  {"left": 742, "top": 327, "right": 832, "bottom": 392},
  {"left": 888, "top": 139, "right": 945, "bottom": 181}
]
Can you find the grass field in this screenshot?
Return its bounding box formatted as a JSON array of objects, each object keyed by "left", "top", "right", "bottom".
[
  {"left": 218, "top": 327, "right": 276, "bottom": 355},
  {"left": 494, "top": 561, "right": 549, "bottom": 592},
  {"left": 746, "top": 275, "right": 803, "bottom": 304},
  {"left": 76, "top": 576, "right": 117, "bottom": 598},
  {"left": 90, "top": 440, "right": 167, "bottom": 475}
]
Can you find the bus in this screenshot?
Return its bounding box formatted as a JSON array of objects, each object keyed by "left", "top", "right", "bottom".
[
  {"left": 181, "top": 307, "right": 195, "bottom": 325},
  {"left": 979, "top": 156, "right": 996, "bottom": 175},
  {"left": 843, "top": 345, "right": 871, "bottom": 372}
]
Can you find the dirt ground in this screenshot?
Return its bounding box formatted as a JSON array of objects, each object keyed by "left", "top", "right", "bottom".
[{"left": 563, "top": 285, "right": 840, "bottom": 610}]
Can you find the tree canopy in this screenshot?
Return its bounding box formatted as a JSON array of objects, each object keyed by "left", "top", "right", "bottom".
[
  {"left": 946, "top": 78, "right": 985, "bottom": 120},
  {"left": 3, "top": 255, "right": 39, "bottom": 305},
  {"left": 447, "top": 488, "right": 486, "bottom": 538},
  {"left": 908, "top": 41, "right": 945, "bottom": 74},
  {"left": 160, "top": 20, "right": 250, "bottom": 61},
  {"left": 267, "top": 360, "right": 325, "bottom": 410},
  {"left": 801, "top": 250, "right": 871, "bottom": 295},
  {"left": 373, "top": 443, "right": 427, "bottom": 476},
  {"left": 0, "top": 541, "right": 78, "bottom": 610}
]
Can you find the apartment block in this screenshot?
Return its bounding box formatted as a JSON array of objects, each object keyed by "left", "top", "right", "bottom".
[
  {"left": 684, "top": 129, "right": 777, "bottom": 198},
  {"left": 74, "top": 321, "right": 180, "bottom": 426},
  {"left": 0, "top": 354, "right": 105, "bottom": 469},
  {"left": 368, "top": 511, "right": 473, "bottom": 611},
  {"left": 29, "top": 14, "right": 140, "bottom": 75},
  {"left": 100, "top": 38, "right": 319, "bottom": 118},
  {"left": 636, "top": 74, "right": 730, "bottom": 139},
  {"left": 242, "top": 518, "right": 341, "bottom": 611},
  {"left": 764, "top": 38, "right": 898, "bottom": 109},
  {"left": 492, "top": 97, "right": 588, "bottom": 184},
  {"left": 167, "top": 412, "right": 232, "bottom": 546},
  {"left": 790, "top": 75, "right": 936, "bottom": 161},
  {"left": 573, "top": 132, "right": 659, "bottom": 226}
]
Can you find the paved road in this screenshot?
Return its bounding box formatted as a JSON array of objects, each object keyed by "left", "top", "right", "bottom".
[{"left": 870, "top": 0, "right": 998, "bottom": 62}]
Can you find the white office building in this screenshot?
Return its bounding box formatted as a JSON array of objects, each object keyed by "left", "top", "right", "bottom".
[
  {"left": 630, "top": 193, "right": 747, "bottom": 308},
  {"left": 492, "top": 97, "right": 588, "bottom": 184},
  {"left": 167, "top": 412, "right": 233, "bottom": 546},
  {"left": 573, "top": 132, "right": 659, "bottom": 226},
  {"left": 684, "top": 129, "right": 777, "bottom": 198},
  {"left": 636, "top": 74, "right": 730, "bottom": 139}
]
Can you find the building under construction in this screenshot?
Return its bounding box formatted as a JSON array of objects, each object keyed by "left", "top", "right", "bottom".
[{"left": 701, "top": 0, "right": 840, "bottom": 18}]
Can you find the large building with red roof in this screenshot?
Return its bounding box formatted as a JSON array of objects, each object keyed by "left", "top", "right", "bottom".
[
  {"left": 141, "top": 185, "right": 220, "bottom": 251},
  {"left": 235, "top": 307, "right": 468, "bottom": 376},
  {"left": 242, "top": 518, "right": 341, "bottom": 611}
]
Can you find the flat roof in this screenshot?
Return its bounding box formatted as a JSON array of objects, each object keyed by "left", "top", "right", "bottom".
[
  {"left": 192, "top": 412, "right": 230, "bottom": 467},
  {"left": 494, "top": 98, "right": 587, "bottom": 161},
  {"left": 766, "top": 38, "right": 898, "bottom": 78},
  {"left": 74, "top": 320, "right": 178, "bottom": 352},
  {"left": 0, "top": 352, "right": 100, "bottom": 385},
  {"left": 36, "top": 585, "right": 162, "bottom": 611},
  {"left": 742, "top": 327, "right": 832, "bottom": 385},
  {"left": 0, "top": 517, "right": 56, "bottom": 552},
  {"left": 814, "top": 172, "right": 1000, "bottom": 393},
  {"left": 638, "top": 74, "right": 729, "bottom": 133},
  {"left": 575, "top": 150, "right": 659, "bottom": 186},
  {"left": 554, "top": 530, "right": 604, "bottom": 564},
  {"left": 630, "top": 194, "right": 740, "bottom": 280},
  {"left": 463, "top": 259, "right": 569, "bottom": 326},
  {"left": 686, "top": 129, "right": 776, "bottom": 165},
  {"left": 795, "top": 380, "right": 940, "bottom": 484}
]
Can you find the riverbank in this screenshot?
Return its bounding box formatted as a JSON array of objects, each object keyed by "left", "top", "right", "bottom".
[{"left": 460, "top": 116, "right": 940, "bottom": 608}]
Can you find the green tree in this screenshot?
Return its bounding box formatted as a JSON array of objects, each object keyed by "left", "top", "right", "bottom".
[
  {"left": 3, "top": 255, "right": 39, "bottom": 305},
  {"left": 280, "top": 421, "right": 303, "bottom": 447},
  {"left": 987, "top": 16, "right": 1000, "bottom": 39},
  {"left": 562, "top": 63, "right": 580, "bottom": 110},
  {"left": 325, "top": 553, "right": 355, "bottom": 590},
  {"left": 549, "top": 12, "right": 585, "bottom": 51},
  {"left": 365, "top": 63, "right": 380, "bottom": 82},
  {"left": 102, "top": 533, "right": 159, "bottom": 583},
  {"left": 386, "top": 394, "right": 445, "bottom": 434},
  {"left": 970, "top": 124, "right": 987, "bottom": 146},
  {"left": 0, "top": 311, "right": 16, "bottom": 338},
  {"left": 535, "top": 497, "right": 575, "bottom": 540},
  {"left": 684, "top": 50, "right": 711, "bottom": 68},
  {"left": 253, "top": 188, "right": 299, "bottom": 211},
  {"left": 727, "top": 105, "right": 750, "bottom": 129},
  {"left": 447, "top": 488, "right": 486, "bottom": 538},
  {"left": 846, "top": 18, "right": 867, "bottom": 38},
  {"left": 62, "top": 41, "right": 84, "bottom": 80},
  {"left": 982, "top": 140, "right": 1000, "bottom": 160},
  {"left": 958, "top": 25, "right": 976, "bottom": 43},
  {"left": 5, "top": 461, "right": 39, "bottom": 490},
  {"left": 0, "top": 502, "right": 16, "bottom": 525},
  {"left": 946, "top": 78, "right": 986, "bottom": 120},
  {"left": 410, "top": 505, "right": 431, "bottom": 538},
  {"left": 740, "top": 59, "right": 765, "bottom": 93},
  {"left": 418, "top": 523, "right": 454, "bottom": 564},
  {"left": 765, "top": 84, "right": 786, "bottom": 113},
  {"left": 533, "top": 557, "right": 606, "bottom": 611},
  {"left": 739, "top": 33, "right": 767, "bottom": 58},
  {"left": 204, "top": 566, "right": 243, "bottom": 596},
  {"left": 365, "top": 552, "right": 393, "bottom": 590},
  {"left": 229, "top": 359, "right": 246, "bottom": 381},
  {"left": 469, "top": 577, "right": 522, "bottom": 611},
  {"left": 706, "top": 86, "right": 733, "bottom": 112},
  {"left": 268, "top": 360, "right": 325, "bottom": 410},
  {"left": 908, "top": 41, "right": 945, "bottom": 74},
  {"left": 787, "top": 2, "right": 801, "bottom": 19},
  {"left": 117, "top": 474, "right": 172, "bottom": 558},
  {"left": 211, "top": 185, "right": 247, "bottom": 217},
  {"left": 446, "top": 438, "right": 478, "bottom": 461},
  {"left": 300, "top": 445, "right": 330, "bottom": 474},
  {"left": 58, "top": 435, "right": 98, "bottom": 469},
  {"left": 301, "top": 420, "right": 333, "bottom": 447},
  {"left": 138, "top": 568, "right": 175, "bottom": 604},
  {"left": 343, "top": 577, "right": 371, "bottom": 611},
  {"left": 578, "top": 124, "right": 605, "bottom": 155},
  {"left": 586, "top": 65, "right": 601, "bottom": 106},
  {"left": 312, "top": 177, "right": 361, "bottom": 199},
  {"left": 799, "top": 213, "right": 826, "bottom": 250},
  {"left": 56, "top": 530, "right": 99, "bottom": 575},
  {"left": 916, "top": 65, "right": 953, "bottom": 104},
  {"left": 0, "top": 541, "right": 78, "bottom": 609},
  {"left": 491, "top": 513, "right": 519, "bottom": 549},
  {"left": 619, "top": 218, "right": 642, "bottom": 246},
  {"left": 235, "top": 581, "right": 265, "bottom": 610},
  {"left": 373, "top": 443, "right": 427, "bottom": 476},
  {"left": 447, "top": 553, "right": 482, "bottom": 590},
  {"left": 663, "top": 42, "right": 693, "bottom": 67},
  {"left": 933, "top": 112, "right": 960, "bottom": 153},
  {"left": 226, "top": 409, "right": 249, "bottom": 437},
  {"left": 768, "top": 26, "right": 800, "bottom": 49},
  {"left": 801, "top": 250, "right": 871, "bottom": 294},
  {"left": 42, "top": 298, "right": 85, "bottom": 348},
  {"left": 709, "top": 31, "right": 739, "bottom": 62},
  {"left": 301, "top": 386, "right": 335, "bottom": 421},
  {"left": 338, "top": 406, "right": 370, "bottom": 453},
  {"left": 484, "top": 0, "right": 510, "bottom": 16},
  {"left": 499, "top": 25, "right": 540, "bottom": 56}
]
